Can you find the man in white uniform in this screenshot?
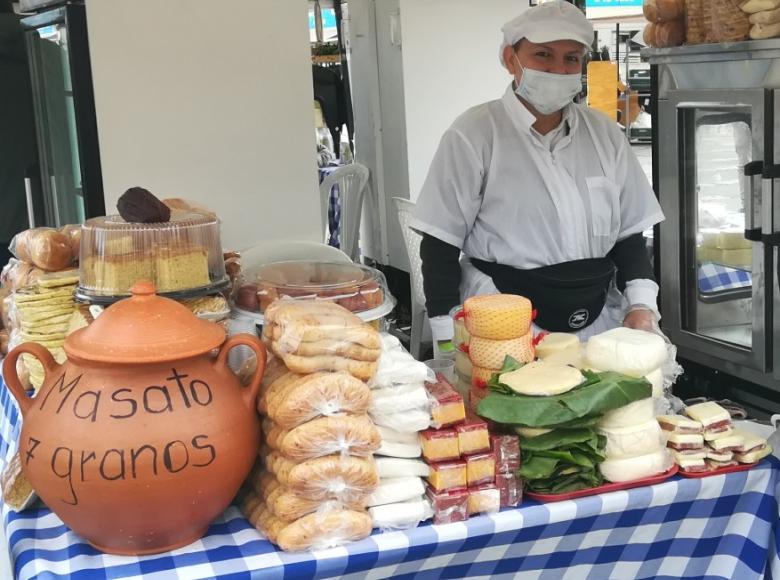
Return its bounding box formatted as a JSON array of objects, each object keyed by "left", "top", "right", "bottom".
[{"left": 410, "top": 1, "right": 664, "bottom": 349}]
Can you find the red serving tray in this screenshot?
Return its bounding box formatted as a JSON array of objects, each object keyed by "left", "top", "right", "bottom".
[
  {"left": 678, "top": 460, "right": 759, "bottom": 478},
  {"left": 525, "top": 464, "right": 679, "bottom": 503}
]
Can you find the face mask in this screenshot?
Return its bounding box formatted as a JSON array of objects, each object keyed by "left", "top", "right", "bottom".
[{"left": 514, "top": 56, "right": 582, "bottom": 115}]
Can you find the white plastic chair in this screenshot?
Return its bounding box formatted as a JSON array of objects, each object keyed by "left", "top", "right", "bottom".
[
  {"left": 240, "top": 240, "right": 351, "bottom": 271},
  {"left": 393, "top": 196, "right": 432, "bottom": 360},
  {"left": 319, "top": 163, "right": 370, "bottom": 262}
]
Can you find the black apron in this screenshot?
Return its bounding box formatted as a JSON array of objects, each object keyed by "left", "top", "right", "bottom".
[{"left": 471, "top": 257, "right": 616, "bottom": 332}]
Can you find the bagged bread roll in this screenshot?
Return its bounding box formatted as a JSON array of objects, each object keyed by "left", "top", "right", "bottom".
[
  {"left": 643, "top": 0, "right": 684, "bottom": 22},
  {"left": 751, "top": 20, "right": 780, "bottom": 38},
  {"left": 750, "top": 6, "right": 780, "bottom": 24},
  {"left": 266, "top": 486, "right": 366, "bottom": 522},
  {"left": 653, "top": 19, "right": 685, "bottom": 47},
  {"left": 264, "top": 300, "right": 381, "bottom": 352},
  {"left": 704, "top": 0, "right": 750, "bottom": 41},
  {"left": 259, "top": 370, "right": 371, "bottom": 429},
  {"left": 259, "top": 508, "right": 372, "bottom": 552},
  {"left": 273, "top": 352, "right": 378, "bottom": 382},
  {"left": 740, "top": 0, "right": 780, "bottom": 13},
  {"left": 265, "top": 453, "right": 378, "bottom": 500},
  {"left": 27, "top": 229, "right": 73, "bottom": 271},
  {"left": 1, "top": 452, "right": 36, "bottom": 511},
  {"left": 264, "top": 415, "right": 381, "bottom": 461},
  {"left": 270, "top": 338, "right": 380, "bottom": 362}
]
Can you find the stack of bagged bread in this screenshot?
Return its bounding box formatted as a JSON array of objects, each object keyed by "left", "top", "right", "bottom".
[
  {"left": 366, "top": 334, "right": 434, "bottom": 530},
  {"left": 241, "top": 300, "right": 382, "bottom": 551},
  {"left": 461, "top": 294, "right": 535, "bottom": 411},
  {"left": 643, "top": 0, "right": 685, "bottom": 47},
  {"left": 585, "top": 328, "right": 673, "bottom": 482},
  {"left": 739, "top": 0, "right": 780, "bottom": 39}
]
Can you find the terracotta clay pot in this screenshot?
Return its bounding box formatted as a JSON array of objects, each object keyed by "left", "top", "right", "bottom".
[{"left": 2, "top": 281, "right": 266, "bottom": 555}]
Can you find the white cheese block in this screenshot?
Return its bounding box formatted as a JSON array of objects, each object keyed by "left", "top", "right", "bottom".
[
  {"left": 599, "top": 397, "right": 655, "bottom": 429},
  {"left": 535, "top": 333, "right": 580, "bottom": 359},
  {"left": 370, "top": 383, "right": 430, "bottom": 413},
  {"left": 598, "top": 419, "right": 664, "bottom": 458},
  {"left": 670, "top": 449, "right": 707, "bottom": 462},
  {"left": 599, "top": 448, "right": 672, "bottom": 483},
  {"left": 540, "top": 346, "right": 584, "bottom": 368},
  {"left": 685, "top": 402, "right": 731, "bottom": 429},
  {"left": 375, "top": 457, "right": 430, "bottom": 478},
  {"left": 371, "top": 408, "right": 431, "bottom": 433},
  {"left": 367, "top": 477, "right": 426, "bottom": 507},
  {"left": 645, "top": 367, "right": 663, "bottom": 398},
  {"left": 376, "top": 425, "right": 420, "bottom": 445},
  {"left": 498, "top": 361, "right": 584, "bottom": 396},
  {"left": 369, "top": 498, "right": 432, "bottom": 530},
  {"left": 585, "top": 328, "right": 667, "bottom": 378},
  {"left": 731, "top": 428, "right": 768, "bottom": 453},
  {"left": 735, "top": 444, "right": 772, "bottom": 463},
  {"left": 703, "top": 426, "right": 733, "bottom": 442},
  {"left": 375, "top": 439, "right": 422, "bottom": 459}
]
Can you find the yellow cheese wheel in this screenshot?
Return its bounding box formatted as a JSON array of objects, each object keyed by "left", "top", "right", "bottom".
[
  {"left": 468, "top": 332, "right": 534, "bottom": 370},
  {"left": 471, "top": 365, "right": 498, "bottom": 386},
  {"left": 463, "top": 294, "right": 533, "bottom": 340}
]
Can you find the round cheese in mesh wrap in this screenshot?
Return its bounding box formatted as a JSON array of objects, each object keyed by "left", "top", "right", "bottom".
[
  {"left": 264, "top": 415, "right": 381, "bottom": 462},
  {"left": 598, "top": 419, "right": 664, "bottom": 458},
  {"left": 259, "top": 371, "right": 371, "bottom": 430},
  {"left": 468, "top": 332, "right": 534, "bottom": 369},
  {"left": 265, "top": 452, "right": 378, "bottom": 501},
  {"left": 257, "top": 507, "right": 373, "bottom": 552},
  {"left": 463, "top": 294, "right": 533, "bottom": 340},
  {"left": 585, "top": 328, "right": 667, "bottom": 378}
]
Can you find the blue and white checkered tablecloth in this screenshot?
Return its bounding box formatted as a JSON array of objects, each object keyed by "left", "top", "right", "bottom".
[
  {"left": 1, "top": 376, "right": 780, "bottom": 580},
  {"left": 699, "top": 262, "right": 752, "bottom": 294}
]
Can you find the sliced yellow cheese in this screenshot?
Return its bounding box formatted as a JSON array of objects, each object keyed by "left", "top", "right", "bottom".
[{"left": 498, "top": 361, "right": 584, "bottom": 396}]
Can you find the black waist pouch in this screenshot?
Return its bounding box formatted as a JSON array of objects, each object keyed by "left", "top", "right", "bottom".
[{"left": 471, "top": 257, "right": 616, "bottom": 332}]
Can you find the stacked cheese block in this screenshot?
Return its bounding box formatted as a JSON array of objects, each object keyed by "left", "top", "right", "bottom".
[
  {"left": 242, "top": 301, "right": 382, "bottom": 552},
  {"left": 366, "top": 334, "right": 434, "bottom": 530},
  {"left": 463, "top": 295, "right": 535, "bottom": 412},
  {"left": 420, "top": 374, "right": 520, "bottom": 523},
  {"left": 586, "top": 328, "right": 672, "bottom": 483},
  {"left": 661, "top": 402, "right": 772, "bottom": 473},
  {"left": 535, "top": 332, "right": 582, "bottom": 367}
]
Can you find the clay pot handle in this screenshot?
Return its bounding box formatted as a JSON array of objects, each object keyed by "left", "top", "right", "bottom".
[
  {"left": 1, "top": 342, "right": 60, "bottom": 417},
  {"left": 215, "top": 334, "right": 267, "bottom": 412}
]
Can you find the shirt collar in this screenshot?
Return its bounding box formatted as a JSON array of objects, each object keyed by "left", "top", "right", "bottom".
[{"left": 501, "top": 82, "right": 577, "bottom": 137}]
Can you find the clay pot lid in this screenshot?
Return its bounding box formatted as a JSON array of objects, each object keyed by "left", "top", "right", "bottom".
[{"left": 66, "top": 280, "right": 226, "bottom": 364}]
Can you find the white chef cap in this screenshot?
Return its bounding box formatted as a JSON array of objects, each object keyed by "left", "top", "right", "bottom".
[{"left": 499, "top": 1, "right": 594, "bottom": 67}]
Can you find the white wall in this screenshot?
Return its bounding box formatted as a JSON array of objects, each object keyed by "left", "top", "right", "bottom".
[
  {"left": 399, "top": 0, "right": 526, "bottom": 199},
  {"left": 86, "top": 0, "right": 321, "bottom": 250}
]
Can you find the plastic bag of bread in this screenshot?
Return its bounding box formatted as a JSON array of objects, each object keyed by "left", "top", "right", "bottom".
[
  {"left": 265, "top": 452, "right": 378, "bottom": 501},
  {"left": 263, "top": 300, "right": 381, "bottom": 381},
  {"left": 259, "top": 370, "right": 371, "bottom": 430},
  {"left": 643, "top": 0, "right": 684, "bottom": 22},
  {"left": 704, "top": 0, "right": 750, "bottom": 42},
  {"left": 740, "top": 0, "right": 780, "bottom": 12},
  {"left": 263, "top": 415, "right": 381, "bottom": 461},
  {"left": 254, "top": 506, "right": 373, "bottom": 552},
  {"left": 266, "top": 486, "right": 366, "bottom": 522},
  {"left": 10, "top": 227, "right": 74, "bottom": 271},
  {"left": 1, "top": 452, "right": 37, "bottom": 511},
  {"left": 1, "top": 259, "right": 45, "bottom": 292}
]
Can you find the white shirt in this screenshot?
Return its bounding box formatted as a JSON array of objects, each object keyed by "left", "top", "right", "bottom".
[{"left": 410, "top": 84, "right": 665, "bottom": 341}]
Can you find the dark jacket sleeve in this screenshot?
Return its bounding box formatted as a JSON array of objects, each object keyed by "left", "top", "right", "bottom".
[
  {"left": 608, "top": 233, "right": 655, "bottom": 291},
  {"left": 420, "top": 233, "right": 462, "bottom": 317}
]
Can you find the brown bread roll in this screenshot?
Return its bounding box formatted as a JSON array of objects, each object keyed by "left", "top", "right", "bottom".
[
  {"left": 266, "top": 415, "right": 381, "bottom": 462},
  {"left": 271, "top": 509, "right": 372, "bottom": 552},
  {"left": 643, "top": 0, "right": 684, "bottom": 22},
  {"left": 266, "top": 453, "right": 378, "bottom": 500},
  {"left": 29, "top": 230, "right": 72, "bottom": 271},
  {"left": 260, "top": 371, "right": 371, "bottom": 429},
  {"left": 655, "top": 19, "right": 686, "bottom": 47}
]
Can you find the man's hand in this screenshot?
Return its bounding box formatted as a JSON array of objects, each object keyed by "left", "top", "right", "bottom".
[{"left": 622, "top": 308, "right": 657, "bottom": 333}]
